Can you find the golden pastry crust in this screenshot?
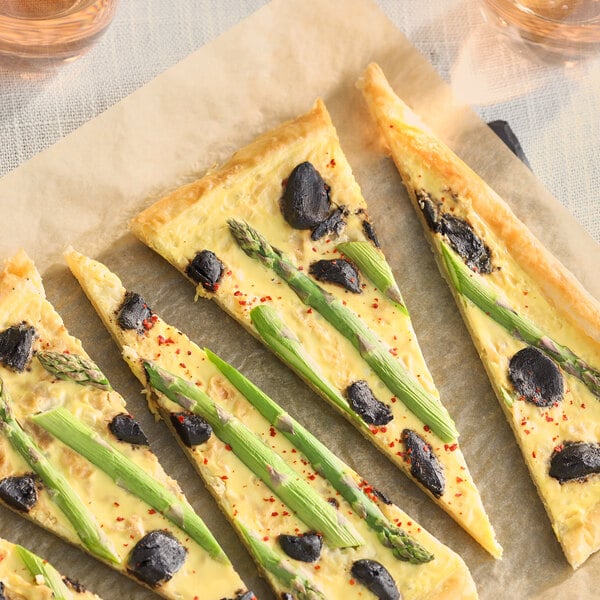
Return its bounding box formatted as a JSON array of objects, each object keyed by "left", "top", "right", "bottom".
[
  {"left": 129, "top": 99, "right": 502, "bottom": 559},
  {"left": 360, "top": 62, "right": 600, "bottom": 569},
  {"left": 359, "top": 62, "right": 600, "bottom": 346}
]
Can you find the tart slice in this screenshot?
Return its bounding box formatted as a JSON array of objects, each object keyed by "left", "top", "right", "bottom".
[
  {"left": 359, "top": 63, "right": 600, "bottom": 569},
  {"left": 0, "top": 537, "right": 102, "bottom": 600},
  {"left": 66, "top": 248, "right": 480, "bottom": 600},
  {"left": 0, "top": 250, "right": 250, "bottom": 599},
  {"left": 128, "top": 98, "right": 501, "bottom": 557}
]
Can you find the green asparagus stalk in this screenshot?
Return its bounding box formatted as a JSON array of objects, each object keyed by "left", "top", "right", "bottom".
[
  {"left": 37, "top": 351, "right": 111, "bottom": 391},
  {"left": 228, "top": 219, "right": 458, "bottom": 442},
  {"left": 237, "top": 522, "right": 326, "bottom": 600},
  {"left": 250, "top": 305, "right": 367, "bottom": 430},
  {"left": 439, "top": 241, "right": 600, "bottom": 398},
  {"left": 15, "top": 544, "right": 73, "bottom": 600},
  {"left": 31, "top": 407, "right": 227, "bottom": 563},
  {"left": 143, "top": 360, "right": 364, "bottom": 549},
  {"left": 0, "top": 378, "right": 120, "bottom": 565},
  {"left": 206, "top": 347, "right": 434, "bottom": 564},
  {"left": 336, "top": 241, "right": 408, "bottom": 315}
]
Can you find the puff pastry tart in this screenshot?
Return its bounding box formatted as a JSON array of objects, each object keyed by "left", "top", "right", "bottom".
[
  {"left": 360, "top": 63, "right": 600, "bottom": 569},
  {"left": 66, "top": 248, "right": 480, "bottom": 600},
  {"left": 0, "top": 537, "right": 102, "bottom": 600},
  {"left": 129, "top": 99, "right": 501, "bottom": 558},
  {"left": 0, "top": 251, "right": 250, "bottom": 599}
]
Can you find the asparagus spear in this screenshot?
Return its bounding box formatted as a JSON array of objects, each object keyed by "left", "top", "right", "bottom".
[
  {"left": 250, "top": 305, "right": 367, "bottom": 430},
  {"left": 143, "top": 360, "right": 364, "bottom": 549},
  {"left": 227, "top": 219, "right": 458, "bottom": 442},
  {"left": 206, "top": 348, "right": 434, "bottom": 564},
  {"left": 15, "top": 544, "right": 73, "bottom": 600},
  {"left": 237, "top": 521, "right": 326, "bottom": 600},
  {"left": 31, "top": 407, "right": 227, "bottom": 563},
  {"left": 439, "top": 240, "right": 600, "bottom": 398},
  {"left": 0, "top": 377, "right": 120, "bottom": 565},
  {"left": 336, "top": 241, "right": 408, "bottom": 315},
  {"left": 37, "top": 351, "right": 112, "bottom": 391}
]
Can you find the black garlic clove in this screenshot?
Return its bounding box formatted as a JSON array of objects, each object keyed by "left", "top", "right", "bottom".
[
  {"left": 0, "top": 582, "right": 5, "bottom": 600},
  {"left": 170, "top": 412, "right": 212, "bottom": 447},
  {"left": 0, "top": 323, "right": 35, "bottom": 372},
  {"left": 439, "top": 215, "right": 493, "bottom": 274},
  {"left": 362, "top": 219, "right": 381, "bottom": 247},
  {"left": 311, "top": 207, "right": 346, "bottom": 241},
  {"left": 0, "top": 474, "right": 38, "bottom": 512},
  {"left": 346, "top": 380, "right": 393, "bottom": 426},
  {"left": 117, "top": 292, "right": 154, "bottom": 334},
  {"left": 281, "top": 594, "right": 293, "bottom": 600},
  {"left": 351, "top": 559, "right": 401, "bottom": 600},
  {"left": 549, "top": 441, "right": 600, "bottom": 483},
  {"left": 415, "top": 190, "right": 442, "bottom": 233},
  {"left": 281, "top": 162, "right": 331, "bottom": 229},
  {"left": 508, "top": 346, "right": 564, "bottom": 408},
  {"left": 278, "top": 532, "right": 323, "bottom": 563},
  {"left": 109, "top": 413, "right": 149, "bottom": 446},
  {"left": 309, "top": 259, "right": 362, "bottom": 294},
  {"left": 401, "top": 430, "right": 445, "bottom": 498},
  {"left": 127, "top": 530, "right": 186, "bottom": 587},
  {"left": 186, "top": 250, "right": 225, "bottom": 292}
]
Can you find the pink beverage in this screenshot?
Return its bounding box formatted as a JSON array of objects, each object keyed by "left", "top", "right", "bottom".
[
  {"left": 482, "top": 0, "right": 600, "bottom": 57},
  {"left": 0, "top": 0, "right": 118, "bottom": 65}
]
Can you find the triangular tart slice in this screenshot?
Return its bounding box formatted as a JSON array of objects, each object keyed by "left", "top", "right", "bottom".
[
  {"left": 129, "top": 99, "right": 501, "bottom": 557},
  {"left": 360, "top": 62, "right": 600, "bottom": 569},
  {"left": 0, "top": 536, "right": 102, "bottom": 600},
  {"left": 0, "top": 250, "right": 250, "bottom": 599},
  {"left": 66, "top": 247, "right": 480, "bottom": 600}
]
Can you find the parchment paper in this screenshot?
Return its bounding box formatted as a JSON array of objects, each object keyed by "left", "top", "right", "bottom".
[{"left": 1, "top": 0, "right": 598, "bottom": 598}]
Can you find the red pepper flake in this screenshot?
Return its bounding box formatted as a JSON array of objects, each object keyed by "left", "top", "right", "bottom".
[
  {"left": 282, "top": 511, "right": 290, "bottom": 516},
  {"left": 455, "top": 493, "right": 463, "bottom": 497},
  {"left": 225, "top": 444, "right": 232, "bottom": 451},
  {"left": 148, "top": 509, "right": 156, "bottom": 515},
  {"left": 177, "top": 415, "right": 185, "bottom": 423},
  {"left": 298, "top": 265, "right": 304, "bottom": 271},
  {"left": 234, "top": 290, "right": 242, "bottom": 297},
  {"left": 407, "top": 521, "right": 412, "bottom": 527},
  {"left": 562, "top": 413, "right": 568, "bottom": 421},
  {"left": 388, "top": 441, "right": 395, "bottom": 448},
  {"left": 179, "top": 362, "right": 187, "bottom": 369},
  {"left": 314, "top": 565, "right": 321, "bottom": 570},
  {"left": 306, "top": 308, "right": 313, "bottom": 314},
  {"left": 329, "top": 158, "right": 336, "bottom": 167},
  {"left": 423, "top": 425, "right": 431, "bottom": 433},
  {"left": 238, "top": 300, "right": 247, "bottom": 306},
  {"left": 390, "top": 396, "right": 397, "bottom": 403},
  {"left": 175, "top": 348, "right": 181, "bottom": 355},
  {"left": 220, "top": 475, "right": 228, "bottom": 481},
  {"left": 308, "top": 474, "right": 316, "bottom": 480},
  {"left": 291, "top": 448, "right": 297, "bottom": 453},
  {"left": 372, "top": 303, "right": 379, "bottom": 309},
  {"left": 263, "top": 536, "right": 269, "bottom": 542},
  {"left": 271, "top": 512, "right": 279, "bottom": 517},
  {"left": 456, "top": 477, "right": 464, "bottom": 483},
  {"left": 444, "top": 443, "right": 458, "bottom": 452},
  {"left": 545, "top": 415, "right": 554, "bottom": 422},
  {"left": 113, "top": 502, "right": 120, "bottom": 507},
  {"left": 157, "top": 335, "right": 175, "bottom": 346},
  {"left": 581, "top": 403, "right": 586, "bottom": 409},
  {"left": 532, "top": 451, "right": 537, "bottom": 459},
  {"left": 349, "top": 579, "right": 356, "bottom": 586},
  {"left": 203, "top": 458, "right": 208, "bottom": 465},
  {"left": 269, "top": 427, "right": 276, "bottom": 437},
  {"left": 389, "top": 347, "right": 398, "bottom": 356},
  {"left": 260, "top": 296, "right": 272, "bottom": 302},
  {"left": 116, "top": 516, "right": 125, "bottom": 522}
]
